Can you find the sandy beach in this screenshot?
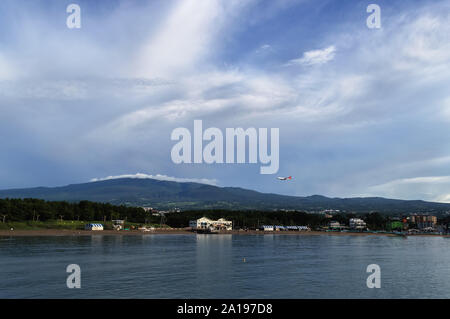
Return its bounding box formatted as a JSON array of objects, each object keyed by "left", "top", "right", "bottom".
[{"left": 1, "top": 229, "right": 448, "bottom": 237}]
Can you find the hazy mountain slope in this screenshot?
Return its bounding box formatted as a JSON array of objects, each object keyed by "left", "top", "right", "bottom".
[{"left": 0, "top": 178, "right": 449, "bottom": 213}]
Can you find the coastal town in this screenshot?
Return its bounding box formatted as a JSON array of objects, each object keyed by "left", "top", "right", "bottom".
[
  {"left": 12, "top": 210, "right": 448, "bottom": 237},
  {"left": 184, "top": 213, "right": 447, "bottom": 236},
  {"left": 1, "top": 197, "right": 449, "bottom": 237},
  {"left": 144, "top": 206, "right": 448, "bottom": 235}
]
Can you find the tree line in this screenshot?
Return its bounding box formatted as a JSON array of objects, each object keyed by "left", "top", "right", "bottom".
[
  {"left": 0, "top": 197, "right": 408, "bottom": 230},
  {"left": 165, "top": 210, "right": 391, "bottom": 230},
  {"left": 0, "top": 198, "right": 147, "bottom": 222}
]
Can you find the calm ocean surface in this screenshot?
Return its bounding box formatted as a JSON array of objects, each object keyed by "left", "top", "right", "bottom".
[{"left": 1, "top": 234, "right": 450, "bottom": 298}]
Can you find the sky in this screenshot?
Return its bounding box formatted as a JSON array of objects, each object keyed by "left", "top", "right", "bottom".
[{"left": 0, "top": 0, "right": 449, "bottom": 202}]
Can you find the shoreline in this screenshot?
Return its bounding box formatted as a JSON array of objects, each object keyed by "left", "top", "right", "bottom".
[{"left": 0, "top": 229, "right": 448, "bottom": 237}]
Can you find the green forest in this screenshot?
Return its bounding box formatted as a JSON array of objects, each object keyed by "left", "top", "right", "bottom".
[
  {"left": 164, "top": 209, "right": 390, "bottom": 230},
  {"left": 0, "top": 198, "right": 398, "bottom": 230},
  {"left": 0, "top": 198, "right": 147, "bottom": 223}
]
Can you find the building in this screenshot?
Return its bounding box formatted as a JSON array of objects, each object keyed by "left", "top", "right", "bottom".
[
  {"left": 189, "top": 217, "right": 233, "bottom": 231},
  {"left": 261, "top": 225, "right": 309, "bottom": 231},
  {"left": 286, "top": 226, "right": 310, "bottom": 231},
  {"left": 321, "top": 209, "right": 340, "bottom": 214},
  {"left": 349, "top": 218, "right": 367, "bottom": 230},
  {"left": 410, "top": 215, "right": 437, "bottom": 230},
  {"left": 142, "top": 207, "right": 160, "bottom": 214},
  {"left": 329, "top": 221, "right": 341, "bottom": 230},
  {"left": 85, "top": 223, "right": 104, "bottom": 231},
  {"left": 112, "top": 220, "right": 124, "bottom": 230}
]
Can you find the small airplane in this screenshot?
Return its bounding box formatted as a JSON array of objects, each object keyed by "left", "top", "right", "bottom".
[{"left": 277, "top": 176, "right": 292, "bottom": 181}]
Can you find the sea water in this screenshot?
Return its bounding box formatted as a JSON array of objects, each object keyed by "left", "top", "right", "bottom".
[{"left": 1, "top": 234, "right": 449, "bottom": 298}]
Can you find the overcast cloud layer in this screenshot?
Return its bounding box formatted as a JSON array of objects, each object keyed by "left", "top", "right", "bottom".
[{"left": 0, "top": 0, "right": 449, "bottom": 202}]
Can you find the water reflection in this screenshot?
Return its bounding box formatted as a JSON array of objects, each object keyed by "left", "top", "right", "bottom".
[{"left": 194, "top": 235, "right": 232, "bottom": 297}]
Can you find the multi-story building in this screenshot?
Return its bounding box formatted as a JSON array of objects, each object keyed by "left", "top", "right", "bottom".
[
  {"left": 349, "top": 218, "right": 367, "bottom": 230},
  {"left": 410, "top": 215, "right": 437, "bottom": 230},
  {"left": 189, "top": 217, "right": 233, "bottom": 231}
]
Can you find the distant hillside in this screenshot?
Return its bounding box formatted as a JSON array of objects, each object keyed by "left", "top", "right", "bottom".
[{"left": 0, "top": 178, "right": 450, "bottom": 214}]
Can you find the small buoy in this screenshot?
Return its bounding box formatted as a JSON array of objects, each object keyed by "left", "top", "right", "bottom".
[{"left": 243, "top": 258, "right": 246, "bottom": 263}]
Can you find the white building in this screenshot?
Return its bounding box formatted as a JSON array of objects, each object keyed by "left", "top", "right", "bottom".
[
  {"left": 189, "top": 217, "right": 233, "bottom": 231},
  {"left": 261, "top": 225, "right": 274, "bottom": 231},
  {"left": 349, "top": 218, "right": 367, "bottom": 230},
  {"left": 329, "top": 221, "right": 341, "bottom": 229},
  {"left": 112, "top": 220, "right": 124, "bottom": 230},
  {"left": 85, "top": 223, "right": 104, "bottom": 231}
]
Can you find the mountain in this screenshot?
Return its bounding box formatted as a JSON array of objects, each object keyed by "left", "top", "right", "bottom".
[{"left": 0, "top": 178, "right": 450, "bottom": 214}]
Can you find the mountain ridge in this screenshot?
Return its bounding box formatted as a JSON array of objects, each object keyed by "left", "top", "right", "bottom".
[{"left": 0, "top": 178, "right": 449, "bottom": 214}]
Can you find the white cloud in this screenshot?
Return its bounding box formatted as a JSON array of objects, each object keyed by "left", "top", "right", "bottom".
[
  {"left": 374, "top": 176, "right": 450, "bottom": 186},
  {"left": 255, "top": 44, "right": 272, "bottom": 54},
  {"left": 286, "top": 45, "right": 336, "bottom": 66},
  {"left": 132, "top": 0, "right": 249, "bottom": 78},
  {"left": 435, "top": 194, "right": 450, "bottom": 203},
  {"left": 90, "top": 173, "right": 218, "bottom": 186},
  {"left": 1, "top": 0, "right": 450, "bottom": 201},
  {"left": 0, "top": 53, "right": 17, "bottom": 80},
  {"left": 365, "top": 176, "right": 450, "bottom": 203},
  {"left": 440, "top": 97, "right": 450, "bottom": 121}
]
